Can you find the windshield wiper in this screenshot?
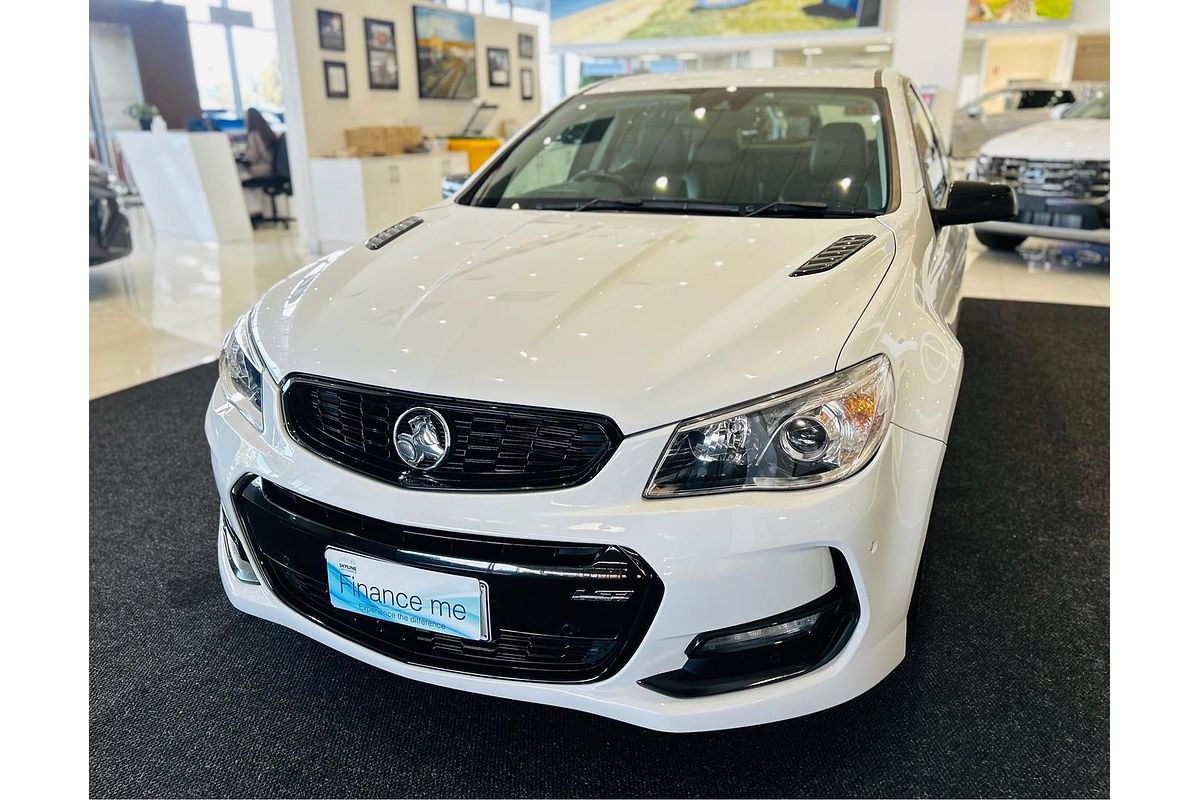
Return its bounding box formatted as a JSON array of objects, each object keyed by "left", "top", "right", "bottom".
[
  {"left": 641, "top": 199, "right": 742, "bottom": 215},
  {"left": 743, "top": 201, "right": 875, "bottom": 218},
  {"left": 533, "top": 198, "right": 644, "bottom": 212},
  {"left": 530, "top": 198, "right": 743, "bottom": 216}
]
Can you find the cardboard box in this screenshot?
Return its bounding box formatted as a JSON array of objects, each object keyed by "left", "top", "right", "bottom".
[
  {"left": 344, "top": 127, "right": 387, "bottom": 156},
  {"left": 384, "top": 126, "right": 424, "bottom": 154}
]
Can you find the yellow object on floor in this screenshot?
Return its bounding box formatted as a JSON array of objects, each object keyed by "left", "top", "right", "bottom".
[{"left": 447, "top": 137, "right": 502, "bottom": 172}]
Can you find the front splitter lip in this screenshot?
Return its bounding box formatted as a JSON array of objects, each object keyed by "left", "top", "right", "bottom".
[{"left": 206, "top": 388, "right": 946, "bottom": 731}]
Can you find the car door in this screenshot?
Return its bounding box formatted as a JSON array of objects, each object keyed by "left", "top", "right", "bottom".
[{"left": 907, "top": 86, "right": 967, "bottom": 328}]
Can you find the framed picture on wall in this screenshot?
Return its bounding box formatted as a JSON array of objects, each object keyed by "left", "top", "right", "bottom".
[
  {"left": 486, "top": 47, "right": 510, "bottom": 88},
  {"left": 413, "top": 6, "right": 478, "bottom": 100},
  {"left": 518, "top": 33, "right": 535, "bottom": 60},
  {"left": 323, "top": 60, "right": 348, "bottom": 99},
  {"left": 520, "top": 68, "right": 534, "bottom": 101},
  {"left": 364, "top": 18, "right": 399, "bottom": 91},
  {"left": 317, "top": 10, "right": 345, "bottom": 51}
]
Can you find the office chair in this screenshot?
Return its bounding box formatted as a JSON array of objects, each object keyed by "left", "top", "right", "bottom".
[{"left": 241, "top": 133, "right": 293, "bottom": 229}]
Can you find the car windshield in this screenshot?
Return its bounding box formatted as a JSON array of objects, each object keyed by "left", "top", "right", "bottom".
[
  {"left": 1063, "top": 90, "right": 1109, "bottom": 119},
  {"left": 463, "top": 87, "right": 891, "bottom": 217}
]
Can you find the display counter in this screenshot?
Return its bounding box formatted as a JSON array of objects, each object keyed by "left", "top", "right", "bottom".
[{"left": 116, "top": 131, "right": 252, "bottom": 242}]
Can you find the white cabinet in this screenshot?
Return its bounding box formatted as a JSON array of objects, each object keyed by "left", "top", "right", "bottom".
[{"left": 310, "top": 152, "right": 469, "bottom": 252}]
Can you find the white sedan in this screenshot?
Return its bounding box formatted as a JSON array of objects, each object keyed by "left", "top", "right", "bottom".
[{"left": 206, "top": 68, "right": 1015, "bottom": 732}]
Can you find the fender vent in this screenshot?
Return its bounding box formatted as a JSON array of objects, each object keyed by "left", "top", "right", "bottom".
[
  {"left": 791, "top": 234, "right": 876, "bottom": 276},
  {"left": 365, "top": 216, "right": 423, "bottom": 250}
]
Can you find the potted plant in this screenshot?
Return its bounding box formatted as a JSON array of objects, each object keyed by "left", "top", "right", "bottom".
[{"left": 125, "top": 102, "right": 159, "bottom": 131}]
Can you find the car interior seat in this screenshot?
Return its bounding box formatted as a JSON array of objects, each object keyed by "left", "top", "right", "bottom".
[{"left": 783, "top": 121, "right": 872, "bottom": 208}]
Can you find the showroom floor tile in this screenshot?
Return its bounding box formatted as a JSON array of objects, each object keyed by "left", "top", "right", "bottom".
[
  {"left": 89, "top": 211, "right": 1111, "bottom": 398},
  {"left": 89, "top": 208, "right": 310, "bottom": 399},
  {"left": 962, "top": 237, "right": 1110, "bottom": 307}
]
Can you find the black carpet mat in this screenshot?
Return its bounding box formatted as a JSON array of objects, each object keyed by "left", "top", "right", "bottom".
[{"left": 90, "top": 299, "right": 1109, "bottom": 798}]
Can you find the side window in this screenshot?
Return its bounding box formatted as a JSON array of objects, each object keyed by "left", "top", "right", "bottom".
[
  {"left": 906, "top": 88, "right": 949, "bottom": 206},
  {"left": 1017, "top": 89, "right": 1075, "bottom": 109}
]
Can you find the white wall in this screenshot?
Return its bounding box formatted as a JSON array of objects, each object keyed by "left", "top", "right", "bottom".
[
  {"left": 286, "top": 0, "right": 543, "bottom": 158},
  {"left": 1070, "top": 0, "right": 1111, "bottom": 32},
  {"left": 890, "top": 0, "right": 968, "bottom": 136}
]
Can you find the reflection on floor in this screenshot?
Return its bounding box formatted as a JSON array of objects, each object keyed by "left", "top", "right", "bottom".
[
  {"left": 962, "top": 237, "right": 1110, "bottom": 307},
  {"left": 89, "top": 210, "right": 1111, "bottom": 399},
  {"left": 89, "top": 208, "right": 309, "bottom": 399}
]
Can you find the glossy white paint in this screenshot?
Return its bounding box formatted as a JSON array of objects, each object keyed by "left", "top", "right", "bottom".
[
  {"left": 208, "top": 68, "right": 975, "bottom": 731},
  {"left": 977, "top": 118, "right": 1110, "bottom": 161},
  {"left": 252, "top": 207, "right": 895, "bottom": 434}
]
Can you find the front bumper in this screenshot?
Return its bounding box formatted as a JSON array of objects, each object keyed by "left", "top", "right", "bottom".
[
  {"left": 207, "top": 380, "right": 947, "bottom": 732},
  {"left": 975, "top": 191, "right": 1110, "bottom": 244}
]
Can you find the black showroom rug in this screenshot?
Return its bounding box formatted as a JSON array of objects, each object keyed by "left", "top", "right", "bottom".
[{"left": 90, "top": 299, "right": 1109, "bottom": 799}]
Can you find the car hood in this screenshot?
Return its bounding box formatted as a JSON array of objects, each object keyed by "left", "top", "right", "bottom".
[
  {"left": 254, "top": 204, "right": 895, "bottom": 433},
  {"left": 979, "top": 118, "right": 1110, "bottom": 161}
]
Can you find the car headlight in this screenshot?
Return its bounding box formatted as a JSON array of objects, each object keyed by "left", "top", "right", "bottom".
[
  {"left": 218, "top": 311, "right": 264, "bottom": 430},
  {"left": 645, "top": 356, "right": 893, "bottom": 498}
]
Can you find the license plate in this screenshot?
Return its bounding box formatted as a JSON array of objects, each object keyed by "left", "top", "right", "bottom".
[{"left": 325, "top": 547, "right": 490, "bottom": 641}]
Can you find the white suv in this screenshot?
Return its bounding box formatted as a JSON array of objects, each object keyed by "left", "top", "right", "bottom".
[
  {"left": 971, "top": 87, "right": 1110, "bottom": 250},
  {"left": 206, "top": 68, "right": 1014, "bottom": 731}
]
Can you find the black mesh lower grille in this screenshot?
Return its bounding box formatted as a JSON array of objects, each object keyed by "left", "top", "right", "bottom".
[
  {"left": 281, "top": 375, "right": 622, "bottom": 492},
  {"left": 233, "top": 478, "right": 662, "bottom": 683}
]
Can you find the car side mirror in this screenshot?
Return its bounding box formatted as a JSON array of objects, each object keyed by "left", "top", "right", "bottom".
[
  {"left": 966, "top": 105, "right": 982, "bottom": 119},
  {"left": 934, "top": 181, "right": 1017, "bottom": 227}
]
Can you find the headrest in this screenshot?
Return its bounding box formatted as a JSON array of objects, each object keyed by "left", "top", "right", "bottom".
[{"left": 810, "top": 122, "right": 868, "bottom": 176}]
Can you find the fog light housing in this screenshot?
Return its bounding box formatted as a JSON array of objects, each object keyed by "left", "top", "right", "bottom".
[
  {"left": 691, "top": 611, "right": 822, "bottom": 656},
  {"left": 640, "top": 549, "right": 858, "bottom": 697},
  {"left": 222, "top": 512, "right": 259, "bottom": 584}
]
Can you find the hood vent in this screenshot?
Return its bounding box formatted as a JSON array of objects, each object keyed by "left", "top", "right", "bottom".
[
  {"left": 791, "top": 234, "right": 876, "bottom": 276},
  {"left": 365, "top": 216, "right": 423, "bottom": 250}
]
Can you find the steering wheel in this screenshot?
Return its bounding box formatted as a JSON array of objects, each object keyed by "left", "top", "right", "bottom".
[{"left": 570, "top": 170, "right": 634, "bottom": 195}]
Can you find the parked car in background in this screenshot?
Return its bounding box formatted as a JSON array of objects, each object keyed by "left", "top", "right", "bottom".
[
  {"left": 89, "top": 160, "right": 132, "bottom": 266},
  {"left": 951, "top": 82, "right": 1077, "bottom": 159},
  {"left": 970, "top": 87, "right": 1109, "bottom": 250},
  {"left": 207, "top": 68, "right": 1016, "bottom": 731},
  {"left": 440, "top": 172, "right": 469, "bottom": 199}
]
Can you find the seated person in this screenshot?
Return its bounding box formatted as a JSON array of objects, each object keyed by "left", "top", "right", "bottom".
[{"left": 242, "top": 108, "right": 276, "bottom": 221}]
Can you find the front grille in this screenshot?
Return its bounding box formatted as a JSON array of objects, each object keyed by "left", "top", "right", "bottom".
[
  {"left": 978, "top": 157, "right": 1109, "bottom": 200},
  {"left": 233, "top": 478, "right": 662, "bottom": 683},
  {"left": 281, "top": 375, "right": 622, "bottom": 492}
]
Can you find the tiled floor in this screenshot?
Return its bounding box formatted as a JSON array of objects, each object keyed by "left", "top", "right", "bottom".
[
  {"left": 89, "top": 211, "right": 1110, "bottom": 398},
  {"left": 961, "top": 237, "right": 1110, "bottom": 307},
  {"left": 89, "top": 208, "right": 309, "bottom": 399}
]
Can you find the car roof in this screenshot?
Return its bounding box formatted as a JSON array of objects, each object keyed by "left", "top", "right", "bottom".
[{"left": 581, "top": 67, "right": 886, "bottom": 94}]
